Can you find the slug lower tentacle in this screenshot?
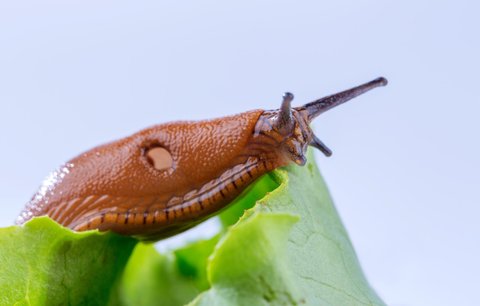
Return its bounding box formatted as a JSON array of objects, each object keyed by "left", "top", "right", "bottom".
[{"left": 17, "top": 77, "right": 387, "bottom": 241}]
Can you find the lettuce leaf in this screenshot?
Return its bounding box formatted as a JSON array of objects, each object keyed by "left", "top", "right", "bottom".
[
  {"left": 0, "top": 152, "right": 384, "bottom": 306},
  {"left": 0, "top": 217, "right": 136, "bottom": 305}
]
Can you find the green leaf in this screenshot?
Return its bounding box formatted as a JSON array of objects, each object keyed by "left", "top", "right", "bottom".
[
  {"left": 189, "top": 213, "right": 301, "bottom": 306},
  {"left": 0, "top": 217, "right": 136, "bottom": 306},
  {"left": 217, "top": 171, "right": 280, "bottom": 228},
  {"left": 118, "top": 151, "right": 385, "bottom": 305},
  {"left": 110, "top": 237, "right": 219, "bottom": 306},
  {"left": 0, "top": 151, "right": 384, "bottom": 306},
  {"left": 188, "top": 151, "right": 385, "bottom": 305}
]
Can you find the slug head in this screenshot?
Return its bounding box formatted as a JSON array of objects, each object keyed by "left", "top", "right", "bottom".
[{"left": 266, "top": 77, "right": 388, "bottom": 166}]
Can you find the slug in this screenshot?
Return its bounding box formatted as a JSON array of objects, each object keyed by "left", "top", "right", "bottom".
[{"left": 17, "top": 77, "right": 387, "bottom": 241}]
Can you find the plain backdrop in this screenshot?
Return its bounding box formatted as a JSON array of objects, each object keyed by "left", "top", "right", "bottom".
[{"left": 1, "top": 1, "right": 479, "bottom": 305}]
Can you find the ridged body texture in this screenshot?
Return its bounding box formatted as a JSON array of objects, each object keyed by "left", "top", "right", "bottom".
[
  {"left": 17, "top": 77, "right": 387, "bottom": 241},
  {"left": 18, "top": 110, "right": 287, "bottom": 240}
]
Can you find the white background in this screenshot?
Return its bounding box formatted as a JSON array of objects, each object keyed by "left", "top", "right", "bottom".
[{"left": 1, "top": 1, "right": 479, "bottom": 305}]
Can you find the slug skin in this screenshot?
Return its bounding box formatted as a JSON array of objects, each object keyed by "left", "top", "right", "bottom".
[
  {"left": 18, "top": 110, "right": 288, "bottom": 241},
  {"left": 17, "top": 77, "right": 387, "bottom": 241}
]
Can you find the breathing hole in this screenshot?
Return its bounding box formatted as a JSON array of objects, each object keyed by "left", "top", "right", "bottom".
[{"left": 145, "top": 146, "right": 173, "bottom": 171}]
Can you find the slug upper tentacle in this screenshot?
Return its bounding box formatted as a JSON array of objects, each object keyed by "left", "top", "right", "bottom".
[{"left": 17, "top": 77, "right": 387, "bottom": 241}]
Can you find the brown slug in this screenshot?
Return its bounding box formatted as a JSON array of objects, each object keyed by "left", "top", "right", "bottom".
[{"left": 17, "top": 77, "right": 387, "bottom": 241}]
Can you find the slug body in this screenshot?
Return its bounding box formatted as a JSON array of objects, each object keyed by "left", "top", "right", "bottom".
[{"left": 17, "top": 77, "right": 387, "bottom": 241}]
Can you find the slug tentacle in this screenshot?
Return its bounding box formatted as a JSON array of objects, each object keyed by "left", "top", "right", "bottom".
[
  {"left": 310, "top": 134, "right": 332, "bottom": 157},
  {"left": 17, "top": 77, "right": 387, "bottom": 241},
  {"left": 297, "top": 77, "right": 388, "bottom": 121},
  {"left": 276, "top": 92, "right": 294, "bottom": 133}
]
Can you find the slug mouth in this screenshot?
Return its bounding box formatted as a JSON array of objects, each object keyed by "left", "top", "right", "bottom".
[{"left": 293, "top": 155, "right": 307, "bottom": 166}]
